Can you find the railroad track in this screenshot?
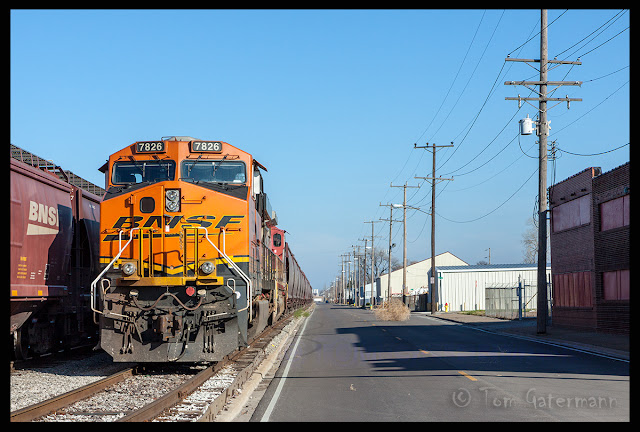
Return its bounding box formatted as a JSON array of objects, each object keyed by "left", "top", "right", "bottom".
[{"left": 11, "top": 305, "right": 310, "bottom": 422}]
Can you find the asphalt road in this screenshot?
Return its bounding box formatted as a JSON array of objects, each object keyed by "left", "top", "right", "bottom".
[{"left": 251, "top": 303, "right": 629, "bottom": 422}]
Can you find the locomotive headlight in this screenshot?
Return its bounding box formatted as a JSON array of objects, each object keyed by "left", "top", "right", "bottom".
[
  {"left": 165, "top": 189, "right": 180, "bottom": 212},
  {"left": 200, "top": 261, "right": 214, "bottom": 275},
  {"left": 166, "top": 200, "right": 179, "bottom": 212},
  {"left": 122, "top": 261, "right": 137, "bottom": 276}
]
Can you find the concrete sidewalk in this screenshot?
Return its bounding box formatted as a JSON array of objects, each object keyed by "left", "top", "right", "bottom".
[{"left": 417, "top": 311, "right": 629, "bottom": 361}]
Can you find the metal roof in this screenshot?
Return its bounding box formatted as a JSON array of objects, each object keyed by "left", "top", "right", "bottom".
[
  {"left": 11, "top": 143, "right": 105, "bottom": 196},
  {"left": 434, "top": 263, "right": 551, "bottom": 272}
]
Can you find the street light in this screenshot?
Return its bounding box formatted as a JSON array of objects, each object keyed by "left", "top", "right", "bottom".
[{"left": 393, "top": 203, "right": 431, "bottom": 305}]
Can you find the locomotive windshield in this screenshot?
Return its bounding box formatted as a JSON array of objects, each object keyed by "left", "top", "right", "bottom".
[
  {"left": 181, "top": 160, "right": 246, "bottom": 184},
  {"left": 112, "top": 160, "right": 176, "bottom": 185}
]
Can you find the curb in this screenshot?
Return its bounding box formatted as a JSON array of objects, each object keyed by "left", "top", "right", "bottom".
[{"left": 426, "top": 313, "right": 630, "bottom": 362}]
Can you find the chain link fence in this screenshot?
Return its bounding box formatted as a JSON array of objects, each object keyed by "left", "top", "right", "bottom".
[{"left": 485, "top": 278, "right": 552, "bottom": 320}]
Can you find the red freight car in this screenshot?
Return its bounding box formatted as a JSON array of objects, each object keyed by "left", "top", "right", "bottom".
[
  {"left": 10, "top": 146, "right": 103, "bottom": 359},
  {"left": 270, "top": 226, "right": 312, "bottom": 311}
]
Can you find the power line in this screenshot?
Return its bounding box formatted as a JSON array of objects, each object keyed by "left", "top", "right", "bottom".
[
  {"left": 558, "top": 142, "right": 629, "bottom": 157},
  {"left": 427, "top": 10, "right": 505, "bottom": 143},
  {"left": 436, "top": 60, "right": 507, "bottom": 171},
  {"left": 414, "top": 10, "right": 487, "bottom": 145},
  {"left": 550, "top": 80, "right": 629, "bottom": 137},
  {"left": 579, "top": 25, "right": 629, "bottom": 58},
  {"left": 386, "top": 11, "right": 501, "bottom": 217},
  {"left": 434, "top": 17, "right": 541, "bottom": 177},
  {"left": 436, "top": 166, "right": 538, "bottom": 224},
  {"left": 554, "top": 9, "right": 626, "bottom": 58},
  {"left": 433, "top": 10, "right": 517, "bottom": 169},
  {"left": 447, "top": 140, "right": 537, "bottom": 193},
  {"left": 506, "top": 9, "right": 568, "bottom": 56},
  {"left": 584, "top": 65, "right": 628, "bottom": 83},
  {"left": 404, "top": 12, "right": 537, "bottom": 195}
]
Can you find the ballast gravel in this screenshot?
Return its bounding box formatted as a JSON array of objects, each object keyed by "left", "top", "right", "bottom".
[
  {"left": 11, "top": 309, "right": 311, "bottom": 422},
  {"left": 37, "top": 372, "right": 193, "bottom": 422},
  {"left": 10, "top": 352, "right": 135, "bottom": 412}
]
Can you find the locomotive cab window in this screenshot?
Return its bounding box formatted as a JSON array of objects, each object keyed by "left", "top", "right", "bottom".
[
  {"left": 181, "top": 160, "right": 246, "bottom": 184},
  {"left": 273, "top": 233, "right": 282, "bottom": 247},
  {"left": 112, "top": 160, "right": 176, "bottom": 185}
]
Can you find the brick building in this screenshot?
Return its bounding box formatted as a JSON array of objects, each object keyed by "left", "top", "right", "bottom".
[{"left": 548, "top": 162, "right": 629, "bottom": 333}]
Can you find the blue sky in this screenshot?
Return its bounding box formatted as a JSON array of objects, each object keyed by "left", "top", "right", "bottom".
[{"left": 11, "top": 9, "right": 630, "bottom": 292}]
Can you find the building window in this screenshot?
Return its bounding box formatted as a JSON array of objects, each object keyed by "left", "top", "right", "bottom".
[
  {"left": 603, "top": 269, "right": 630, "bottom": 300},
  {"left": 600, "top": 195, "right": 630, "bottom": 231},
  {"left": 552, "top": 194, "right": 591, "bottom": 233},
  {"left": 553, "top": 271, "right": 593, "bottom": 308}
]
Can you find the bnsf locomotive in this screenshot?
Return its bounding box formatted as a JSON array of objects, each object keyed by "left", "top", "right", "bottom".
[
  {"left": 10, "top": 144, "right": 103, "bottom": 360},
  {"left": 93, "top": 137, "right": 312, "bottom": 362}
]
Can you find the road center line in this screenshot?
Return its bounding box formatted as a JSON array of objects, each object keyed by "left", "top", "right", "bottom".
[{"left": 458, "top": 371, "right": 478, "bottom": 381}]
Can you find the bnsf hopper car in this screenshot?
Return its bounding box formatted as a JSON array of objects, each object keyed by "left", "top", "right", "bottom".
[
  {"left": 10, "top": 146, "right": 102, "bottom": 359},
  {"left": 93, "top": 137, "right": 312, "bottom": 362}
]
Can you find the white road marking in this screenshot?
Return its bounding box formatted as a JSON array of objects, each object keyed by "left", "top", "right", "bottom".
[{"left": 260, "top": 309, "right": 313, "bottom": 422}]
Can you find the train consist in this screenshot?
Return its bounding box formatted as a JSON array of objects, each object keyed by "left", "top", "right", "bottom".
[
  {"left": 10, "top": 144, "right": 104, "bottom": 360},
  {"left": 93, "top": 137, "right": 312, "bottom": 362}
]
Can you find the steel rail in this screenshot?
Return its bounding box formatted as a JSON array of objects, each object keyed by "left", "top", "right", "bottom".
[
  {"left": 119, "top": 305, "right": 304, "bottom": 422},
  {"left": 11, "top": 303, "right": 312, "bottom": 423},
  {"left": 10, "top": 366, "right": 137, "bottom": 422}
]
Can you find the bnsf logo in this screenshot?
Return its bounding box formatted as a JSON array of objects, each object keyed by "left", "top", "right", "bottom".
[
  {"left": 102, "top": 214, "right": 244, "bottom": 240},
  {"left": 27, "top": 201, "right": 59, "bottom": 235}
]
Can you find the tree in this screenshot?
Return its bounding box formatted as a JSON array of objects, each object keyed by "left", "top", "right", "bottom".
[
  {"left": 353, "top": 249, "right": 400, "bottom": 285},
  {"left": 521, "top": 217, "right": 549, "bottom": 264}
]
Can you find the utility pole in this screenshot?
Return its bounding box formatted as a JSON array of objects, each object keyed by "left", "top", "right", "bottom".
[
  {"left": 340, "top": 253, "right": 349, "bottom": 305},
  {"left": 360, "top": 238, "right": 368, "bottom": 308},
  {"left": 346, "top": 252, "right": 351, "bottom": 304},
  {"left": 337, "top": 262, "right": 342, "bottom": 304},
  {"left": 379, "top": 203, "right": 402, "bottom": 304},
  {"left": 351, "top": 245, "right": 362, "bottom": 307},
  {"left": 415, "top": 141, "right": 453, "bottom": 314},
  {"left": 391, "top": 182, "right": 420, "bottom": 305},
  {"left": 339, "top": 256, "right": 344, "bottom": 304},
  {"left": 505, "top": 9, "right": 581, "bottom": 334},
  {"left": 350, "top": 247, "right": 356, "bottom": 305},
  {"left": 364, "top": 220, "right": 382, "bottom": 308}
]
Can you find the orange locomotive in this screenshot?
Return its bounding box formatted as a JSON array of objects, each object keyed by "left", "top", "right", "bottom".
[{"left": 92, "top": 137, "right": 311, "bottom": 362}]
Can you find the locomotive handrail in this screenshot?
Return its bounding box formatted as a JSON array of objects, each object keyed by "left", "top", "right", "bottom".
[
  {"left": 195, "top": 226, "right": 253, "bottom": 321},
  {"left": 91, "top": 226, "right": 253, "bottom": 321},
  {"left": 90, "top": 227, "right": 140, "bottom": 315}
]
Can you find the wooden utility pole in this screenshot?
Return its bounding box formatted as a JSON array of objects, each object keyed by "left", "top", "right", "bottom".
[
  {"left": 340, "top": 253, "right": 349, "bottom": 305},
  {"left": 390, "top": 182, "right": 420, "bottom": 305},
  {"left": 379, "top": 203, "right": 402, "bottom": 304},
  {"left": 348, "top": 252, "right": 353, "bottom": 304},
  {"left": 359, "top": 238, "right": 368, "bottom": 308},
  {"left": 363, "top": 220, "right": 381, "bottom": 308},
  {"left": 505, "top": 9, "right": 581, "bottom": 334},
  {"left": 415, "top": 142, "right": 453, "bottom": 314},
  {"left": 351, "top": 245, "right": 362, "bottom": 307}
]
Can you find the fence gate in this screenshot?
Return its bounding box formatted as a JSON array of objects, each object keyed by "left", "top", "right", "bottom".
[
  {"left": 485, "top": 279, "right": 552, "bottom": 320},
  {"left": 406, "top": 293, "right": 429, "bottom": 312}
]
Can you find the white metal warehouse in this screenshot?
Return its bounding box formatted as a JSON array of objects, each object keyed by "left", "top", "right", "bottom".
[
  {"left": 427, "top": 264, "right": 552, "bottom": 312},
  {"left": 377, "top": 251, "right": 468, "bottom": 299}
]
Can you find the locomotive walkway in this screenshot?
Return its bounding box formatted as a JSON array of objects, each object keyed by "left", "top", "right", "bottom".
[{"left": 248, "top": 303, "right": 629, "bottom": 422}]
